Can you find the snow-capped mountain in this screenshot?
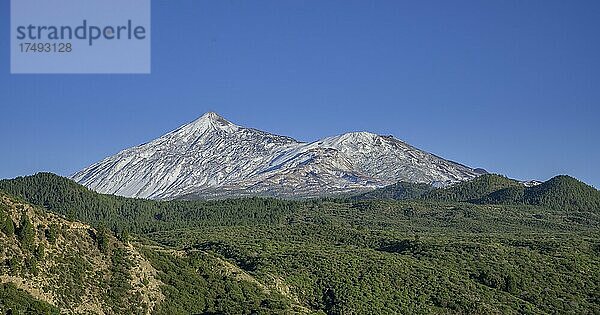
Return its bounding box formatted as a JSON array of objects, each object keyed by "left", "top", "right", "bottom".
[{"left": 72, "top": 112, "right": 485, "bottom": 199}]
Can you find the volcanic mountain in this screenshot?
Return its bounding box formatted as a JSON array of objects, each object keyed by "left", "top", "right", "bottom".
[{"left": 72, "top": 112, "right": 485, "bottom": 199}]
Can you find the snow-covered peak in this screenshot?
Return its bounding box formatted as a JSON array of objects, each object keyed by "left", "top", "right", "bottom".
[
  {"left": 197, "top": 111, "right": 230, "bottom": 124},
  {"left": 178, "top": 112, "right": 239, "bottom": 134},
  {"left": 72, "top": 113, "right": 484, "bottom": 199}
]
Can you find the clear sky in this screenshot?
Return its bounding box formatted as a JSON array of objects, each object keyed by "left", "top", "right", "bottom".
[{"left": 1, "top": 0, "right": 599, "bottom": 187}]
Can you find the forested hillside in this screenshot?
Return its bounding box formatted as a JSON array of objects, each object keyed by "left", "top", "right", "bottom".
[
  {"left": 423, "top": 174, "right": 522, "bottom": 202},
  {"left": 0, "top": 173, "right": 299, "bottom": 235},
  {"left": 1, "top": 173, "right": 599, "bottom": 314},
  {"left": 0, "top": 191, "right": 164, "bottom": 314},
  {"left": 360, "top": 174, "right": 600, "bottom": 213},
  {"left": 354, "top": 181, "right": 434, "bottom": 200},
  {"left": 431, "top": 174, "right": 600, "bottom": 211},
  {"left": 0, "top": 190, "right": 302, "bottom": 314}
]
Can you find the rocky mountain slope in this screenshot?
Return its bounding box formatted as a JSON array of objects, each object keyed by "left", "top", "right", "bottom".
[
  {"left": 72, "top": 112, "right": 484, "bottom": 199},
  {"left": 0, "top": 191, "right": 164, "bottom": 314},
  {"left": 0, "top": 188, "right": 305, "bottom": 314}
]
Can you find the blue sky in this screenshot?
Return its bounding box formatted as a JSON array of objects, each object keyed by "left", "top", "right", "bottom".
[{"left": 1, "top": 0, "right": 599, "bottom": 187}]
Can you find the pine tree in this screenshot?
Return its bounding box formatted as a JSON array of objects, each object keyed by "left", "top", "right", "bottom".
[
  {"left": 17, "top": 214, "right": 35, "bottom": 250},
  {"left": 2, "top": 216, "right": 15, "bottom": 236},
  {"left": 97, "top": 225, "right": 111, "bottom": 253}
]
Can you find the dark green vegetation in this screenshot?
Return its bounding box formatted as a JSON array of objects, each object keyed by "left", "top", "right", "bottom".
[
  {"left": 478, "top": 175, "right": 600, "bottom": 211},
  {"left": 423, "top": 174, "right": 523, "bottom": 202},
  {"left": 0, "top": 173, "right": 297, "bottom": 235},
  {"left": 426, "top": 174, "right": 600, "bottom": 211},
  {"left": 0, "top": 190, "right": 296, "bottom": 315},
  {"left": 354, "top": 181, "right": 434, "bottom": 200},
  {"left": 362, "top": 173, "right": 600, "bottom": 213},
  {"left": 141, "top": 248, "right": 292, "bottom": 314},
  {"left": 0, "top": 283, "right": 59, "bottom": 315},
  {"left": 1, "top": 173, "right": 599, "bottom": 314}
]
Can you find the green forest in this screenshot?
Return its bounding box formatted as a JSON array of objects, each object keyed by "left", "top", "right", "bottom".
[{"left": 0, "top": 173, "right": 599, "bottom": 314}]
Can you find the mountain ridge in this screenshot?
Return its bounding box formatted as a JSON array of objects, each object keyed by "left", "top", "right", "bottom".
[
  {"left": 357, "top": 173, "right": 600, "bottom": 212},
  {"left": 72, "top": 112, "right": 484, "bottom": 200}
]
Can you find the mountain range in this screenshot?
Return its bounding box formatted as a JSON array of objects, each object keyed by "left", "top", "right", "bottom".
[{"left": 72, "top": 112, "right": 486, "bottom": 199}]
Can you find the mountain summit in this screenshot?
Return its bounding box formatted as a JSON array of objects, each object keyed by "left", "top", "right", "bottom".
[
  {"left": 72, "top": 113, "right": 484, "bottom": 199},
  {"left": 185, "top": 112, "right": 239, "bottom": 133}
]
